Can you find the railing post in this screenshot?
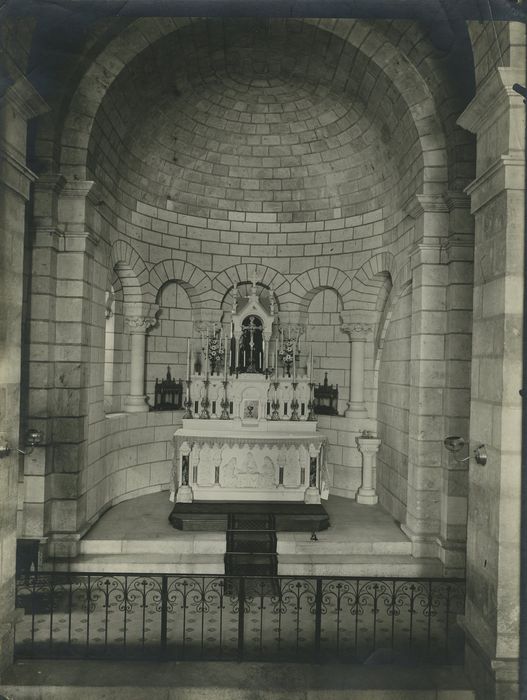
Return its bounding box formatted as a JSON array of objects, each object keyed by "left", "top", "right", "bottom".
[
  {"left": 160, "top": 575, "right": 168, "bottom": 659},
  {"left": 314, "top": 577, "right": 322, "bottom": 662},
  {"left": 237, "top": 577, "right": 245, "bottom": 661}
]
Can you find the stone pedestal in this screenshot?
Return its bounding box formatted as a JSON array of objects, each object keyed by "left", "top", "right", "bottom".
[
  {"left": 355, "top": 436, "right": 381, "bottom": 505},
  {"left": 303, "top": 486, "right": 321, "bottom": 504},
  {"left": 176, "top": 485, "right": 194, "bottom": 503}
]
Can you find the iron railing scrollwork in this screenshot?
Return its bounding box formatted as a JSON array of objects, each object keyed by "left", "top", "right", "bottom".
[{"left": 15, "top": 572, "right": 465, "bottom": 664}]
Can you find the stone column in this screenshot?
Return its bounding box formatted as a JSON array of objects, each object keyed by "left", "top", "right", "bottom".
[
  {"left": 457, "top": 38, "right": 525, "bottom": 700},
  {"left": 355, "top": 436, "right": 381, "bottom": 505},
  {"left": 340, "top": 311, "right": 374, "bottom": 419},
  {"left": 124, "top": 305, "right": 158, "bottom": 412}
]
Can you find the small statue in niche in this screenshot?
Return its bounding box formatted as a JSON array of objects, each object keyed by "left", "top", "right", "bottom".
[{"left": 239, "top": 315, "right": 264, "bottom": 373}]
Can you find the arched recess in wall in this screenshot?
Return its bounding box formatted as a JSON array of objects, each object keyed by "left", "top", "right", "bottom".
[
  {"left": 149, "top": 259, "right": 212, "bottom": 310},
  {"left": 213, "top": 264, "right": 290, "bottom": 310},
  {"left": 290, "top": 267, "right": 353, "bottom": 312},
  {"left": 146, "top": 280, "right": 194, "bottom": 400},
  {"left": 305, "top": 286, "right": 348, "bottom": 416}
]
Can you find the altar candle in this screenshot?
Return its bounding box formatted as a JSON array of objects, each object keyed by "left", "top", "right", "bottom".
[
  {"left": 293, "top": 341, "right": 296, "bottom": 381},
  {"left": 274, "top": 342, "right": 278, "bottom": 380},
  {"left": 309, "top": 345, "right": 313, "bottom": 381},
  {"left": 224, "top": 337, "right": 228, "bottom": 378},
  {"left": 205, "top": 337, "right": 209, "bottom": 377},
  {"left": 186, "top": 338, "right": 191, "bottom": 380}
]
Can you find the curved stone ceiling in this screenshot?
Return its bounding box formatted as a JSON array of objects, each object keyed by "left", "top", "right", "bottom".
[{"left": 89, "top": 20, "right": 420, "bottom": 226}]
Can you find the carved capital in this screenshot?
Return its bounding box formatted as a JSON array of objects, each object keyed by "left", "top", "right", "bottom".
[
  {"left": 124, "top": 315, "right": 157, "bottom": 333},
  {"left": 404, "top": 193, "right": 449, "bottom": 219},
  {"left": 341, "top": 323, "right": 374, "bottom": 341},
  {"left": 340, "top": 310, "right": 375, "bottom": 341},
  {"left": 123, "top": 302, "right": 159, "bottom": 333}
]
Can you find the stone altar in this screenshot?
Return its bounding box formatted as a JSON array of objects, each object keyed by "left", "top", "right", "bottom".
[{"left": 172, "top": 416, "right": 326, "bottom": 504}]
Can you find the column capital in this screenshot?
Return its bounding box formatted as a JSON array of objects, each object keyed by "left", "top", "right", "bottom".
[
  {"left": 404, "top": 193, "right": 449, "bottom": 220},
  {"left": 458, "top": 66, "right": 526, "bottom": 136},
  {"left": 464, "top": 154, "right": 525, "bottom": 214},
  {"left": 340, "top": 310, "right": 375, "bottom": 340},
  {"left": 355, "top": 436, "right": 382, "bottom": 453},
  {"left": 124, "top": 303, "right": 159, "bottom": 333},
  {"left": 3, "top": 75, "right": 49, "bottom": 122},
  {"left": 409, "top": 242, "right": 442, "bottom": 268},
  {"left": 0, "top": 150, "right": 38, "bottom": 200},
  {"left": 444, "top": 190, "right": 471, "bottom": 212}
]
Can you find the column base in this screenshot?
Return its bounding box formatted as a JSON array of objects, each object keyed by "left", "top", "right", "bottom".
[
  {"left": 462, "top": 620, "right": 520, "bottom": 700},
  {"left": 400, "top": 523, "right": 439, "bottom": 558},
  {"left": 124, "top": 395, "right": 149, "bottom": 413},
  {"left": 304, "top": 487, "right": 321, "bottom": 504},
  {"left": 344, "top": 403, "right": 368, "bottom": 419},
  {"left": 47, "top": 533, "right": 82, "bottom": 559},
  {"left": 176, "top": 485, "right": 193, "bottom": 503},
  {"left": 356, "top": 489, "right": 378, "bottom": 505}
]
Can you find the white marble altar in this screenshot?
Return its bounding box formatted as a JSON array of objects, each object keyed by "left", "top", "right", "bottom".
[{"left": 172, "top": 418, "right": 326, "bottom": 504}]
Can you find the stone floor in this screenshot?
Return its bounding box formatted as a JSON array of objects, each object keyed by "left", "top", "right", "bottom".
[
  {"left": 0, "top": 660, "right": 476, "bottom": 699},
  {"left": 50, "top": 492, "right": 443, "bottom": 576}
]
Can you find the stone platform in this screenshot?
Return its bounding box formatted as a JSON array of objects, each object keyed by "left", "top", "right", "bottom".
[
  {"left": 49, "top": 491, "right": 443, "bottom": 577},
  {"left": 169, "top": 500, "right": 330, "bottom": 532}
]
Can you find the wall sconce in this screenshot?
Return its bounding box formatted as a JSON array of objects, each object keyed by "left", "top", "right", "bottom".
[
  {"left": 443, "top": 436, "right": 487, "bottom": 466},
  {"left": 0, "top": 428, "right": 44, "bottom": 459}
]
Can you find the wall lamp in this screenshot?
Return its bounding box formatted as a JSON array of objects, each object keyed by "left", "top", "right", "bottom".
[
  {"left": 0, "top": 428, "right": 44, "bottom": 459},
  {"left": 443, "top": 436, "right": 487, "bottom": 466}
]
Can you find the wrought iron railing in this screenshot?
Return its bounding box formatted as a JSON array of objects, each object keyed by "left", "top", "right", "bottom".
[{"left": 15, "top": 572, "right": 465, "bottom": 664}]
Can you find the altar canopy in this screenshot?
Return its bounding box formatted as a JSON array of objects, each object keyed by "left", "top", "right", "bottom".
[{"left": 171, "top": 280, "right": 328, "bottom": 505}]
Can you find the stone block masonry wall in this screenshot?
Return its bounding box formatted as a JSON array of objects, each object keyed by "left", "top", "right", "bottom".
[
  {"left": 307, "top": 289, "right": 349, "bottom": 415},
  {"left": 377, "top": 286, "right": 412, "bottom": 524},
  {"left": 23, "top": 409, "right": 178, "bottom": 552},
  {"left": 146, "top": 282, "right": 193, "bottom": 401}
]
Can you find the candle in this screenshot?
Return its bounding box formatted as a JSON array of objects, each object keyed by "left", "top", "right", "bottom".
[
  {"left": 292, "top": 341, "right": 296, "bottom": 381},
  {"left": 186, "top": 338, "right": 191, "bottom": 380},
  {"left": 309, "top": 345, "right": 313, "bottom": 381},
  {"left": 274, "top": 342, "right": 278, "bottom": 380},
  {"left": 205, "top": 337, "right": 209, "bottom": 377},
  {"left": 224, "top": 337, "right": 228, "bottom": 378}
]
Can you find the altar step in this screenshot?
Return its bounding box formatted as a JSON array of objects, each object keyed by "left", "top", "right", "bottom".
[
  {"left": 225, "top": 513, "right": 278, "bottom": 578},
  {"left": 170, "top": 501, "right": 329, "bottom": 532},
  {"left": 79, "top": 533, "right": 225, "bottom": 555},
  {"left": 50, "top": 553, "right": 225, "bottom": 574},
  {"left": 277, "top": 533, "right": 413, "bottom": 556},
  {"left": 277, "top": 554, "right": 443, "bottom": 577}
]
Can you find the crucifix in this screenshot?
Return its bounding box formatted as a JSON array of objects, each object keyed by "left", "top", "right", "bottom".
[{"left": 241, "top": 315, "right": 262, "bottom": 373}]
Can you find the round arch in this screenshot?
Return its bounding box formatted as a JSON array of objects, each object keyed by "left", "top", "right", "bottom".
[{"left": 54, "top": 17, "right": 449, "bottom": 196}]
